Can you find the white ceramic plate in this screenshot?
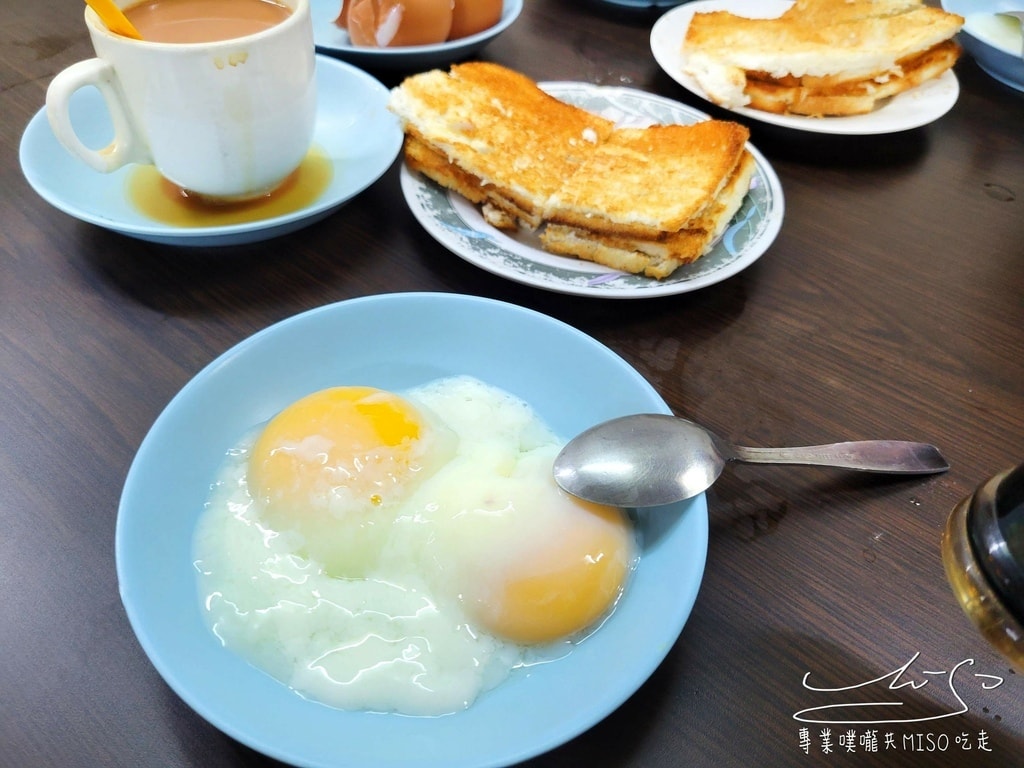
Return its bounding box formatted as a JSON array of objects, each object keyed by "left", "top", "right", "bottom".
[
  {"left": 651, "top": 0, "right": 961, "bottom": 135},
  {"left": 19, "top": 56, "right": 401, "bottom": 247},
  {"left": 311, "top": 0, "right": 523, "bottom": 70},
  {"left": 116, "top": 292, "right": 708, "bottom": 768},
  {"left": 400, "top": 82, "right": 784, "bottom": 299}
]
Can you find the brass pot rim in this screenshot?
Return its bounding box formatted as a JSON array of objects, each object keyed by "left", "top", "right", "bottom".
[
  {"left": 968, "top": 464, "right": 1024, "bottom": 620},
  {"left": 943, "top": 481, "right": 1024, "bottom": 670}
]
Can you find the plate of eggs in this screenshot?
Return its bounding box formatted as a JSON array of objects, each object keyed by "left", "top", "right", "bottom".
[
  {"left": 116, "top": 292, "right": 708, "bottom": 768},
  {"left": 311, "top": 0, "right": 523, "bottom": 70}
]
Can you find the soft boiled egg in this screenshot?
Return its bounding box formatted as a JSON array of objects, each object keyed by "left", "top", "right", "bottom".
[
  {"left": 247, "top": 386, "right": 455, "bottom": 577},
  {"left": 194, "top": 376, "right": 637, "bottom": 716},
  {"left": 338, "top": 0, "right": 502, "bottom": 47}
]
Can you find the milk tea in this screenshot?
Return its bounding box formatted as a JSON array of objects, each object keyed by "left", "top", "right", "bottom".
[
  {"left": 123, "top": 0, "right": 292, "bottom": 43},
  {"left": 48, "top": 0, "right": 315, "bottom": 199}
]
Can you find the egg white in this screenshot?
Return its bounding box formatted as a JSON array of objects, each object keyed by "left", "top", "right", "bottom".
[{"left": 194, "top": 376, "right": 636, "bottom": 716}]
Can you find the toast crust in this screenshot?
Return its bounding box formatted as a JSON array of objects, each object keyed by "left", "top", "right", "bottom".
[
  {"left": 390, "top": 62, "right": 615, "bottom": 227},
  {"left": 540, "top": 151, "right": 756, "bottom": 279},
  {"left": 744, "top": 39, "right": 962, "bottom": 117},
  {"left": 683, "top": 0, "right": 964, "bottom": 116},
  {"left": 390, "top": 63, "right": 754, "bottom": 279}
]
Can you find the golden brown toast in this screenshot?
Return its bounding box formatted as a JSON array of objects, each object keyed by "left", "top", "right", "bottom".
[
  {"left": 540, "top": 150, "right": 756, "bottom": 279},
  {"left": 403, "top": 134, "right": 489, "bottom": 206},
  {"left": 744, "top": 39, "right": 962, "bottom": 117},
  {"left": 389, "top": 62, "right": 754, "bottom": 279},
  {"left": 390, "top": 62, "right": 615, "bottom": 228},
  {"left": 784, "top": 0, "right": 940, "bottom": 26},
  {"left": 683, "top": 0, "right": 963, "bottom": 116},
  {"left": 543, "top": 121, "right": 750, "bottom": 240}
]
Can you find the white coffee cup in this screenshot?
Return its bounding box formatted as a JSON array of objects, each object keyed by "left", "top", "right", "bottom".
[{"left": 46, "top": 0, "right": 316, "bottom": 201}]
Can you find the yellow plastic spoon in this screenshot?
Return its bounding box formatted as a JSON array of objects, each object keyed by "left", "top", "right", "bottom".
[{"left": 84, "top": 0, "right": 142, "bottom": 40}]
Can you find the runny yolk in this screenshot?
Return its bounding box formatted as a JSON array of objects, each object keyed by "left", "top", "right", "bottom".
[
  {"left": 249, "top": 386, "right": 424, "bottom": 512},
  {"left": 469, "top": 502, "right": 633, "bottom": 644},
  {"left": 247, "top": 386, "right": 428, "bottom": 576}
]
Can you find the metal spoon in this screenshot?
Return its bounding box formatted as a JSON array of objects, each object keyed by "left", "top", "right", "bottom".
[{"left": 552, "top": 414, "right": 949, "bottom": 508}]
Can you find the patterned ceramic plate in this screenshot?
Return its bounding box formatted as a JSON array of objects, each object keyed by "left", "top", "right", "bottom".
[{"left": 399, "top": 82, "right": 784, "bottom": 299}]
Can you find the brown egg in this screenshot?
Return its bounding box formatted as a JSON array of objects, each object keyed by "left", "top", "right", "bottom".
[
  {"left": 449, "top": 0, "right": 502, "bottom": 40},
  {"left": 334, "top": 0, "right": 350, "bottom": 27},
  {"left": 346, "top": 0, "right": 454, "bottom": 47}
]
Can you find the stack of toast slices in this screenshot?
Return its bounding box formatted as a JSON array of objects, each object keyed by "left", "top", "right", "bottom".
[
  {"left": 389, "top": 62, "right": 755, "bottom": 280},
  {"left": 683, "top": 0, "right": 964, "bottom": 117}
]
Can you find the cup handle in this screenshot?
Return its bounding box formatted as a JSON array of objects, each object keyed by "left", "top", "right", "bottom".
[{"left": 45, "top": 58, "right": 150, "bottom": 173}]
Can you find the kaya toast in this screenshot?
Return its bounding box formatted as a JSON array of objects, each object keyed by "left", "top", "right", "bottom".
[
  {"left": 389, "top": 62, "right": 754, "bottom": 279},
  {"left": 541, "top": 149, "right": 756, "bottom": 279},
  {"left": 389, "top": 62, "right": 615, "bottom": 229},
  {"left": 683, "top": 0, "right": 964, "bottom": 116}
]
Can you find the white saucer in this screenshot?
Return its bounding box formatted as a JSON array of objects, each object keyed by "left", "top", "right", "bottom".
[
  {"left": 401, "top": 83, "right": 784, "bottom": 299},
  {"left": 651, "top": 0, "right": 961, "bottom": 136},
  {"left": 19, "top": 55, "right": 402, "bottom": 247},
  {"left": 311, "top": 0, "right": 523, "bottom": 71}
]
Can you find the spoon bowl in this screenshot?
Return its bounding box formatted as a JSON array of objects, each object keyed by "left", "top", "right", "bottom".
[{"left": 553, "top": 414, "right": 949, "bottom": 508}]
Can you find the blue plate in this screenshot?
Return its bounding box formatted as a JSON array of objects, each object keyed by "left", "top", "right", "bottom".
[
  {"left": 116, "top": 293, "right": 708, "bottom": 768},
  {"left": 312, "top": 0, "right": 523, "bottom": 70},
  {"left": 19, "top": 55, "right": 401, "bottom": 246}
]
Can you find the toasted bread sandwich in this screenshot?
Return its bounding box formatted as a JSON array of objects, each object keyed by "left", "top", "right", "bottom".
[
  {"left": 389, "top": 62, "right": 615, "bottom": 229},
  {"left": 541, "top": 149, "right": 756, "bottom": 278},
  {"left": 683, "top": 0, "right": 964, "bottom": 117},
  {"left": 389, "top": 62, "right": 753, "bottom": 279},
  {"left": 543, "top": 121, "right": 750, "bottom": 239}
]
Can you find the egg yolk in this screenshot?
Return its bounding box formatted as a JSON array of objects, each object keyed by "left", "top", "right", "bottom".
[
  {"left": 465, "top": 499, "right": 633, "bottom": 645},
  {"left": 248, "top": 386, "right": 436, "bottom": 576}
]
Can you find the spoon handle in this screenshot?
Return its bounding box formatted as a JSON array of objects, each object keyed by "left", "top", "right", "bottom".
[{"left": 730, "top": 440, "right": 949, "bottom": 474}]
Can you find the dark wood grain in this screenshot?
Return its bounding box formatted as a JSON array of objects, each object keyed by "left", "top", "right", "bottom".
[{"left": 2, "top": 1, "right": 1022, "bottom": 766}]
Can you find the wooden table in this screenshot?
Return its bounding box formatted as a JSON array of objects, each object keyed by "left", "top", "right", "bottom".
[{"left": 2, "top": 1, "right": 1022, "bottom": 766}]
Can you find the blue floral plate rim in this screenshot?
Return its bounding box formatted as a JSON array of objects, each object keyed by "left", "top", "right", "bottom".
[{"left": 400, "top": 82, "right": 784, "bottom": 299}]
